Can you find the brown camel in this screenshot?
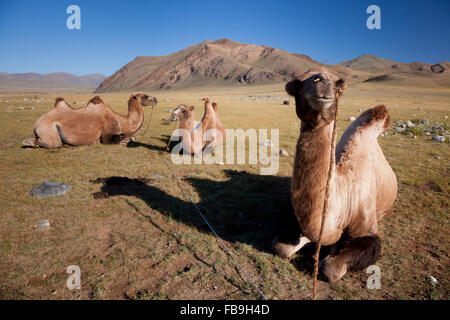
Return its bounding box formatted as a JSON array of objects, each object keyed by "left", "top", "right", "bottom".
[
  {"left": 169, "top": 98, "right": 225, "bottom": 155},
  {"left": 272, "top": 68, "right": 397, "bottom": 282},
  {"left": 23, "top": 93, "right": 157, "bottom": 148}
]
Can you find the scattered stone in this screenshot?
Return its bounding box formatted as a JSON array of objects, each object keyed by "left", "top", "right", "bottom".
[
  {"left": 279, "top": 149, "right": 289, "bottom": 157},
  {"left": 35, "top": 219, "right": 50, "bottom": 231},
  {"left": 412, "top": 135, "right": 417, "bottom": 139},
  {"left": 29, "top": 182, "right": 72, "bottom": 198},
  {"left": 283, "top": 100, "right": 290, "bottom": 105},
  {"left": 93, "top": 191, "right": 109, "bottom": 199},
  {"left": 406, "top": 120, "right": 414, "bottom": 128},
  {"left": 432, "top": 136, "right": 445, "bottom": 142},
  {"left": 358, "top": 109, "right": 362, "bottom": 112},
  {"left": 425, "top": 132, "right": 431, "bottom": 136},
  {"left": 150, "top": 174, "right": 164, "bottom": 180},
  {"left": 168, "top": 242, "right": 175, "bottom": 247},
  {"left": 165, "top": 109, "right": 173, "bottom": 113},
  {"left": 444, "top": 116, "right": 448, "bottom": 119},
  {"left": 348, "top": 117, "right": 356, "bottom": 121},
  {"left": 428, "top": 275, "right": 438, "bottom": 286},
  {"left": 421, "top": 119, "right": 429, "bottom": 125}
]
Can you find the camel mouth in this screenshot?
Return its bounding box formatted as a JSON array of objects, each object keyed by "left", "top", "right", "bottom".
[{"left": 307, "top": 95, "right": 334, "bottom": 109}]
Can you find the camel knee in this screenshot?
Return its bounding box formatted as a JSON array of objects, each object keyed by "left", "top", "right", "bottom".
[
  {"left": 319, "top": 235, "right": 381, "bottom": 282},
  {"left": 273, "top": 235, "right": 311, "bottom": 258}
]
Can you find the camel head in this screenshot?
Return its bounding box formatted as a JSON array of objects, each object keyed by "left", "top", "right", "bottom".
[
  {"left": 170, "top": 104, "right": 194, "bottom": 122},
  {"left": 286, "top": 68, "right": 346, "bottom": 126},
  {"left": 130, "top": 92, "right": 158, "bottom": 107}
]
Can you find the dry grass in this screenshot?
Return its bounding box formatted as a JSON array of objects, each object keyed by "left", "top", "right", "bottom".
[{"left": 0, "top": 82, "right": 448, "bottom": 300}]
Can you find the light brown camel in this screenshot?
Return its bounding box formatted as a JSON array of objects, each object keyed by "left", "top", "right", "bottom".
[
  {"left": 23, "top": 93, "right": 157, "bottom": 148},
  {"left": 272, "top": 68, "right": 397, "bottom": 282},
  {"left": 169, "top": 98, "right": 225, "bottom": 155}
]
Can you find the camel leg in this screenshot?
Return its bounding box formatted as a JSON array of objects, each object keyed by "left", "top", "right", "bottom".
[
  {"left": 34, "top": 126, "right": 62, "bottom": 148},
  {"left": 319, "top": 235, "right": 381, "bottom": 282},
  {"left": 272, "top": 222, "right": 311, "bottom": 259}
]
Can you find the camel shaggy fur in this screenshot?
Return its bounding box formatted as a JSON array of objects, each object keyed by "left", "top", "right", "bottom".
[
  {"left": 169, "top": 98, "right": 225, "bottom": 155},
  {"left": 23, "top": 93, "right": 157, "bottom": 148},
  {"left": 272, "top": 68, "right": 397, "bottom": 282}
]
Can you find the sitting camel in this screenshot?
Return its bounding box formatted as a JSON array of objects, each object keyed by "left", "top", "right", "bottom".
[
  {"left": 272, "top": 68, "right": 397, "bottom": 282},
  {"left": 169, "top": 97, "right": 225, "bottom": 155},
  {"left": 23, "top": 93, "right": 157, "bottom": 148}
]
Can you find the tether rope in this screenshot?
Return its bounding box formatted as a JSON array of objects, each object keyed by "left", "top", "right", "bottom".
[
  {"left": 312, "top": 97, "right": 339, "bottom": 300},
  {"left": 158, "top": 152, "right": 267, "bottom": 300},
  {"left": 135, "top": 106, "right": 154, "bottom": 137}
]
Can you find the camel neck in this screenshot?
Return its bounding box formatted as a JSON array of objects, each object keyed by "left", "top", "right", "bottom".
[
  {"left": 180, "top": 115, "right": 195, "bottom": 131},
  {"left": 127, "top": 98, "right": 144, "bottom": 127},
  {"left": 202, "top": 102, "right": 215, "bottom": 121},
  {"left": 291, "top": 121, "right": 336, "bottom": 235}
]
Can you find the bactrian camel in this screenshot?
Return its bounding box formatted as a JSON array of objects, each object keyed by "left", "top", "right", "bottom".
[
  {"left": 169, "top": 97, "right": 225, "bottom": 155},
  {"left": 23, "top": 93, "right": 157, "bottom": 148},
  {"left": 272, "top": 68, "right": 397, "bottom": 282}
]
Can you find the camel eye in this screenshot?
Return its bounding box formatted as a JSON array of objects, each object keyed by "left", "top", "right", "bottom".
[{"left": 313, "top": 76, "right": 321, "bottom": 83}]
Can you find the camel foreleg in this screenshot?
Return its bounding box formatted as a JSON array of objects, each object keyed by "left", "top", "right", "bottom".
[{"left": 319, "top": 235, "right": 381, "bottom": 282}]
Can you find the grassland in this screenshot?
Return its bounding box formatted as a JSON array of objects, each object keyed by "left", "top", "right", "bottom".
[{"left": 0, "top": 82, "right": 448, "bottom": 300}]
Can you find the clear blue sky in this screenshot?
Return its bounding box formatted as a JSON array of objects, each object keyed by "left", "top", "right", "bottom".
[{"left": 0, "top": 0, "right": 449, "bottom": 76}]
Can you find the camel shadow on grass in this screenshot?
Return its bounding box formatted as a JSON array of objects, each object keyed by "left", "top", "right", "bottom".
[
  {"left": 126, "top": 134, "right": 179, "bottom": 152},
  {"left": 90, "top": 169, "right": 324, "bottom": 275}
]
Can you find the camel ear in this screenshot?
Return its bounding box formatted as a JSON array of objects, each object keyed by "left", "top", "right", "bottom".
[
  {"left": 189, "top": 105, "right": 195, "bottom": 111},
  {"left": 286, "top": 79, "right": 302, "bottom": 96},
  {"left": 335, "top": 79, "right": 346, "bottom": 96}
]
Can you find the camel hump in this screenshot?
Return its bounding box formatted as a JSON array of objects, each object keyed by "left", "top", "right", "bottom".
[
  {"left": 54, "top": 97, "right": 64, "bottom": 106},
  {"left": 364, "top": 104, "right": 391, "bottom": 129},
  {"left": 89, "top": 96, "right": 104, "bottom": 105}
]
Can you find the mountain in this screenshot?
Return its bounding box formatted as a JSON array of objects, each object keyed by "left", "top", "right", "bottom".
[
  {"left": 337, "top": 54, "right": 449, "bottom": 86},
  {"left": 0, "top": 72, "right": 107, "bottom": 90},
  {"left": 95, "top": 39, "right": 323, "bottom": 92},
  {"left": 96, "top": 40, "right": 449, "bottom": 92}
]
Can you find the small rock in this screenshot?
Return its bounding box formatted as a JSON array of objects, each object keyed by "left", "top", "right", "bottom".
[
  {"left": 279, "top": 149, "right": 289, "bottom": 157},
  {"left": 348, "top": 117, "right": 356, "bottom": 121},
  {"left": 432, "top": 136, "right": 445, "bottom": 142},
  {"left": 428, "top": 275, "right": 438, "bottom": 286},
  {"left": 444, "top": 116, "right": 448, "bottom": 119},
  {"left": 168, "top": 242, "right": 175, "bottom": 247},
  {"left": 400, "top": 124, "right": 406, "bottom": 128},
  {"left": 150, "top": 174, "right": 164, "bottom": 180},
  {"left": 406, "top": 120, "right": 414, "bottom": 128},
  {"left": 29, "top": 182, "right": 72, "bottom": 198},
  {"left": 412, "top": 135, "right": 417, "bottom": 139},
  {"left": 358, "top": 109, "right": 362, "bottom": 112},
  {"left": 35, "top": 219, "right": 50, "bottom": 231},
  {"left": 425, "top": 132, "right": 431, "bottom": 136}
]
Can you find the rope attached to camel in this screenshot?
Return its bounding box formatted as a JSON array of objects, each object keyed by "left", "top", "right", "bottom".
[
  {"left": 312, "top": 91, "right": 339, "bottom": 300},
  {"left": 135, "top": 105, "right": 154, "bottom": 137}
]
